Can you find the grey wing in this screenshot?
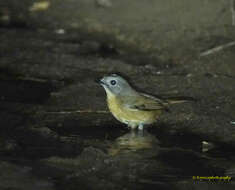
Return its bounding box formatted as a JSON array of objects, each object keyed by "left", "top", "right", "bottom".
[
  {"left": 122, "top": 93, "right": 170, "bottom": 111},
  {"left": 140, "top": 93, "right": 169, "bottom": 104}
]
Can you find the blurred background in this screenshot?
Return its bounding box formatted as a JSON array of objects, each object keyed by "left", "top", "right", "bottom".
[{"left": 0, "top": 0, "right": 235, "bottom": 189}]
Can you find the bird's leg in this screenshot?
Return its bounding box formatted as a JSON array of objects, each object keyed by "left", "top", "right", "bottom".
[
  {"left": 137, "top": 124, "right": 144, "bottom": 136},
  {"left": 138, "top": 123, "right": 144, "bottom": 130},
  {"left": 128, "top": 123, "right": 138, "bottom": 130}
]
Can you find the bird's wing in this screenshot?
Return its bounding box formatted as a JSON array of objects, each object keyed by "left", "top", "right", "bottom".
[{"left": 121, "top": 93, "right": 169, "bottom": 111}]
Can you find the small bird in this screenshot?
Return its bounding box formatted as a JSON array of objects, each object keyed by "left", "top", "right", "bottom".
[{"left": 98, "top": 74, "right": 194, "bottom": 130}]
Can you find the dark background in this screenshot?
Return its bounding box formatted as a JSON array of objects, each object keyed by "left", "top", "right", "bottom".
[{"left": 0, "top": 0, "right": 235, "bottom": 189}]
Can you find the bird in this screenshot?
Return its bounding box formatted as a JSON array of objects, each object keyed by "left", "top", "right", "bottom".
[{"left": 98, "top": 74, "right": 194, "bottom": 130}]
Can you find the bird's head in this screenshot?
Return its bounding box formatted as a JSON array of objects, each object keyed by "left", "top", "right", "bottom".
[{"left": 97, "top": 74, "right": 136, "bottom": 97}]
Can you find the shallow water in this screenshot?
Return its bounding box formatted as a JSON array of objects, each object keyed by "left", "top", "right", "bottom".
[{"left": 3, "top": 125, "right": 235, "bottom": 189}]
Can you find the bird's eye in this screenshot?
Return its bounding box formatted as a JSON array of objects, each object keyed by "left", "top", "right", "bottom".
[{"left": 110, "top": 80, "right": 116, "bottom": 85}]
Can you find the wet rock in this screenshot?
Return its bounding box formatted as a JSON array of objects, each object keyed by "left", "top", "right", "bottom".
[
  {"left": 225, "top": 167, "right": 235, "bottom": 178},
  {"left": 1, "top": 26, "right": 234, "bottom": 147},
  {"left": 0, "top": 2, "right": 234, "bottom": 190},
  {"left": 79, "top": 40, "right": 101, "bottom": 55},
  {"left": 202, "top": 141, "right": 215, "bottom": 152},
  {"left": 2, "top": 0, "right": 235, "bottom": 62},
  {"left": 0, "top": 79, "right": 53, "bottom": 103},
  {"left": 42, "top": 144, "right": 172, "bottom": 189},
  {"left": 176, "top": 180, "right": 235, "bottom": 190},
  {"left": 0, "top": 161, "right": 54, "bottom": 190},
  {"left": 0, "top": 139, "right": 19, "bottom": 152},
  {"left": 0, "top": 27, "right": 235, "bottom": 148},
  {"left": 43, "top": 146, "right": 107, "bottom": 171}
]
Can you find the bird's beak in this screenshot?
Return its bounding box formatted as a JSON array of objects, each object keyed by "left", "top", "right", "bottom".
[{"left": 95, "top": 77, "right": 106, "bottom": 86}]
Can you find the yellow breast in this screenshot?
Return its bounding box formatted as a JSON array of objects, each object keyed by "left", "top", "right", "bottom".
[{"left": 107, "top": 95, "right": 161, "bottom": 126}]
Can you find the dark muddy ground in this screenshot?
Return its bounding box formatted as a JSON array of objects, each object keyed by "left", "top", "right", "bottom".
[{"left": 0, "top": 25, "right": 235, "bottom": 190}]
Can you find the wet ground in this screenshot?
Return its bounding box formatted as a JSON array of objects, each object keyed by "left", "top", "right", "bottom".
[{"left": 0, "top": 25, "right": 235, "bottom": 190}]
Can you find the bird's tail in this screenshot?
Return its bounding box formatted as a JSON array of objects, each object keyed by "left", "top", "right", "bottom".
[{"left": 165, "top": 96, "right": 197, "bottom": 104}]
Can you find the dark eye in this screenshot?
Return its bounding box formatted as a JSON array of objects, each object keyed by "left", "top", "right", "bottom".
[{"left": 110, "top": 80, "right": 116, "bottom": 85}]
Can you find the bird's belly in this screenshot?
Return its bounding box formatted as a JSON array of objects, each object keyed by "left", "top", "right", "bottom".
[{"left": 107, "top": 97, "right": 161, "bottom": 125}]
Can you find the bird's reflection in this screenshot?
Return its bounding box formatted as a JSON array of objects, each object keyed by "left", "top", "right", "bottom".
[{"left": 108, "top": 130, "right": 160, "bottom": 156}]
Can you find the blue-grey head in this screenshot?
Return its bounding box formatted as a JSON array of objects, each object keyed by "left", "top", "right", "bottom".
[{"left": 98, "top": 74, "right": 137, "bottom": 97}]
